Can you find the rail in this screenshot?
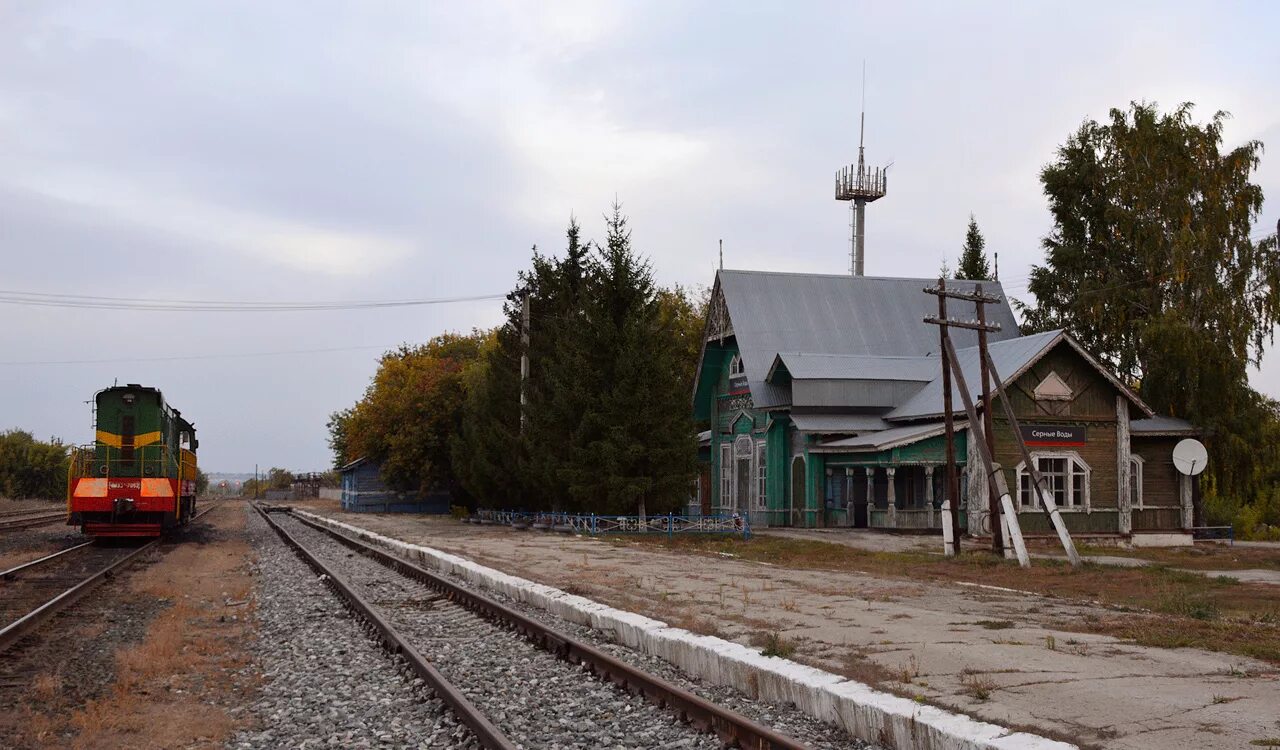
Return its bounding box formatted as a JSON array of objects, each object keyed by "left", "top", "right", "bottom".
[
  {"left": 0, "top": 503, "right": 219, "bottom": 653},
  {"left": 286, "top": 508, "right": 808, "bottom": 749},
  {"left": 473, "top": 509, "right": 751, "bottom": 539},
  {"left": 0, "top": 541, "right": 95, "bottom": 579},
  {"left": 0, "top": 511, "right": 65, "bottom": 531},
  {"left": 254, "top": 505, "right": 517, "bottom": 750}
]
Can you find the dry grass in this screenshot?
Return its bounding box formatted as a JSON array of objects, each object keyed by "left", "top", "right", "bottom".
[
  {"left": 750, "top": 631, "right": 797, "bottom": 658},
  {"left": 1079, "top": 543, "right": 1280, "bottom": 571},
  {"left": 11, "top": 506, "right": 257, "bottom": 749},
  {"left": 620, "top": 534, "right": 1280, "bottom": 664},
  {"left": 959, "top": 672, "right": 998, "bottom": 701}
]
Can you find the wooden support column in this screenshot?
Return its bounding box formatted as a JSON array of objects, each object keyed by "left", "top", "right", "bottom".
[
  {"left": 845, "top": 468, "right": 855, "bottom": 527},
  {"left": 1116, "top": 395, "right": 1132, "bottom": 536},
  {"left": 1180, "top": 474, "right": 1194, "bottom": 530},
  {"left": 885, "top": 467, "right": 897, "bottom": 527},
  {"left": 866, "top": 470, "right": 876, "bottom": 526},
  {"left": 924, "top": 466, "right": 936, "bottom": 528}
]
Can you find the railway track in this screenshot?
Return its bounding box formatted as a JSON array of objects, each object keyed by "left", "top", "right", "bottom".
[
  {"left": 0, "top": 504, "right": 218, "bottom": 653},
  {"left": 0, "top": 510, "right": 66, "bottom": 531},
  {"left": 258, "top": 505, "right": 812, "bottom": 750}
]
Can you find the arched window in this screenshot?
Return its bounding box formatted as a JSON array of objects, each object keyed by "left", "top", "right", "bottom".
[
  {"left": 729, "top": 354, "right": 745, "bottom": 377},
  {"left": 1016, "top": 452, "right": 1090, "bottom": 510}
]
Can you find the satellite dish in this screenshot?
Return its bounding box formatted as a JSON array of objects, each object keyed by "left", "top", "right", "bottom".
[{"left": 1172, "top": 438, "right": 1208, "bottom": 476}]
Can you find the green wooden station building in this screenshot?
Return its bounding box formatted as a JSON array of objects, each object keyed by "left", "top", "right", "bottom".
[{"left": 690, "top": 270, "right": 1200, "bottom": 545}]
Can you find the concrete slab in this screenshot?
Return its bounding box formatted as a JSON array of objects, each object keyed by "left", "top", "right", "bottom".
[{"left": 293, "top": 504, "right": 1280, "bottom": 750}]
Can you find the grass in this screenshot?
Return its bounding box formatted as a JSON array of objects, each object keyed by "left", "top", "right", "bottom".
[
  {"left": 751, "top": 631, "right": 797, "bottom": 658},
  {"left": 1078, "top": 543, "right": 1280, "bottom": 571},
  {"left": 616, "top": 533, "right": 1280, "bottom": 665},
  {"left": 959, "top": 673, "right": 998, "bottom": 701}
]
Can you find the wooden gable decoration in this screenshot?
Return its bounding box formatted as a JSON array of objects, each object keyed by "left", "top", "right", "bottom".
[{"left": 1033, "top": 370, "right": 1074, "bottom": 401}]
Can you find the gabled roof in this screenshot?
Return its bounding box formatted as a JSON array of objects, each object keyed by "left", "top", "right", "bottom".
[
  {"left": 766, "top": 352, "right": 937, "bottom": 384},
  {"left": 708, "top": 270, "right": 1022, "bottom": 408},
  {"left": 886, "top": 329, "right": 1154, "bottom": 421},
  {"left": 340, "top": 456, "right": 370, "bottom": 472}
]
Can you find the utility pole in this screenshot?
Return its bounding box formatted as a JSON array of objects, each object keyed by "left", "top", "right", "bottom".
[
  {"left": 519, "top": 288, "right": 531, "bottom": 432},
  {"left": 935, "top": 279, "right": 960, "bottom": 556},
  {"left": 254, "top": 463, "right": 259, "bottom": 500},
  {"left": 976, "top": 283, "right": 1002, "bottom": 555},
  {"left": 925, "top": 282, "right": 1031, "bottom": 566}
]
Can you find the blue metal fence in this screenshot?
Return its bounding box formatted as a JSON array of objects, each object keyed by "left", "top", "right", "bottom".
[{"left": 472, "top": 509, "right": 750, "bottom": 539}]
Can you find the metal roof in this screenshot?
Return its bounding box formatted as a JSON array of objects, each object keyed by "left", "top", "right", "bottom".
[
  {"left": 717, "top": 270, "right": 1021, "bottom": 408},
  {"left": 767, "top": 352, "right": 937, "bottom": 383},
  {"left": 811, "top": 421, "right": 969, "bottom": 453},
  {"left": 789, "top": 413, "right": 892, "bottom": 433},
  {"left": 1131, "top": 416, "right": 1198, "bottom": 435},
  {"left": 886, "top": 329, "right": 1154, "bottom": 421},
  {"left": 886, "top": 330, "right": 1063, "bottom": 421}
]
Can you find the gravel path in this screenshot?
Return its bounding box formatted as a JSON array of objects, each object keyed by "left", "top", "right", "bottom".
[
  {"left": 276, "top": 513, "right": 727, "bottom": 750},
  {"left": 231, "top": 507, "right": 478, "bottom": 749}
]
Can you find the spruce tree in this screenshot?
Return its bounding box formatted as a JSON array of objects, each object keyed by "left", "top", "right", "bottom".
[
  {"left": 561, "top": 205, "right": 696, "bottom": 516},
  {"left": 955, "top": 214, "right": 991, "bottom": 280}
]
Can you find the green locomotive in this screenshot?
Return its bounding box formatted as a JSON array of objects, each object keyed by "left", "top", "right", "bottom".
[{"left": 67, "top": 384, "right": 198, "bottom": 537}]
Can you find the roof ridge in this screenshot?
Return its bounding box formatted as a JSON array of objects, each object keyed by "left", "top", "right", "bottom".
[{"left": 720, "top": 268, "right": 1006, "bottom": 285}]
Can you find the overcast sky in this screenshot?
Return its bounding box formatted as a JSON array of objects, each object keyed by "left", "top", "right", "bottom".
[{"left": 2, "top": 1, "right": 1278, "bottom": 473}]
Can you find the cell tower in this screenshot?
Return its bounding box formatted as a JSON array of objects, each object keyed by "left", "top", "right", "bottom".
[{"left": 834, "top": 64, "right": 888, "bottom": 276}]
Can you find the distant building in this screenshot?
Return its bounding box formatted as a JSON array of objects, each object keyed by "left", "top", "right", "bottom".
[
  {"left": 339, "top": 457, "right": 450, "bottom": 514},
  {"left": 691, "top": 269, "right": 1199, "bottom": 545}
]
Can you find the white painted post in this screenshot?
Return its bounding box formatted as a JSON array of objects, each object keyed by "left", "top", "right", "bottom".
[
  {"left": 1035, "top": 488, "right": 1081, "bottom": 566},
  {"left": 992, "top": 470, "right": 1030, "bottom": 567},
  {"left": 941, "top": 498, "right": 956, "bottom": 556}
]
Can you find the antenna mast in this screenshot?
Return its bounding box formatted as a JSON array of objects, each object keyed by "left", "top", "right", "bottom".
[{"left": 835, "top": 60, "right": 888, "bottom": 276}]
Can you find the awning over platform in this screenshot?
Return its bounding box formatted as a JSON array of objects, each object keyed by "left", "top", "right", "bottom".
[
  {"left": 810, "top": 421, "right": 968, "bottom": 453},
  {"left": 789, "top": 413, "right": 891, "bottom": 433}
]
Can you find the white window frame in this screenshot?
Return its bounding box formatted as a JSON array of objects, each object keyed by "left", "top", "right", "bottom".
[
  {"left": 729, "top": 354, "right": 745, "bottom": 377},
  {"left": 755, "top": 440, "right": 767, "bottom": 508},
  {"left": 1129, "top": 455, "right": 1144, "bottom": 509},
  {"left": 1015, "top": 451, "right": 1091, "bottom": 512},
  {"left": 719, "top": 442, "right": 733, "bottom": 512}
]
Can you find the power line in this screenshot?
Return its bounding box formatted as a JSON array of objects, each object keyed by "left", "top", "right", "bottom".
[
  {"left": 0, "top": 290, "right": 507, "bottom": 312},
  {"left": 0, "top": 343, "right": 403, "bottom": 366}
]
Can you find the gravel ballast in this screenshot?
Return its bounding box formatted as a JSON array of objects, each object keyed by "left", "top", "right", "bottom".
[
  {"left": 232, "top": 507, "right": 478, "bottom": 749},
  {"left": 277, "top": 511, "right": 880, "bottom": 747},
  {"left": 275, "top": 513, "right": 732, "bottom": 750}
]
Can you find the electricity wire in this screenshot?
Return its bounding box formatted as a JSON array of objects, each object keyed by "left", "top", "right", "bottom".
[
  {"left": 0, "top": 290, "right": 507, "bottom": 312},
  {"left": 0, "top": 343, "right": 403, "bottom": 366}
]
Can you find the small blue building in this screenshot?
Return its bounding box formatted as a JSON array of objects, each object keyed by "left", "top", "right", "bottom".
[{"left": 339, "top": 457, "right": 451, "bottom": 513}]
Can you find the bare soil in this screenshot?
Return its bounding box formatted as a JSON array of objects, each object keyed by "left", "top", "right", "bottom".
[{"left": 0, "top": 501, "right": 257, "bottom": 749}]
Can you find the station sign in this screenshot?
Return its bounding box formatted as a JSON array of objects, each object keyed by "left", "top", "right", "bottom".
[{"left": 1020, "top": 425, "right": 1086, "bottom": 447}]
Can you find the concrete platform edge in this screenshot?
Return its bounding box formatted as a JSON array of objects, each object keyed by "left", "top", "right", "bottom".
[{"left": 296, "top": 510, "right": 1077, "bottom": 750}]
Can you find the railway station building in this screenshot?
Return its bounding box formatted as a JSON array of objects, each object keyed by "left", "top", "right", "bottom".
[{"left": 690, "top": 270, "right": 1200, "bottom": 545}]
